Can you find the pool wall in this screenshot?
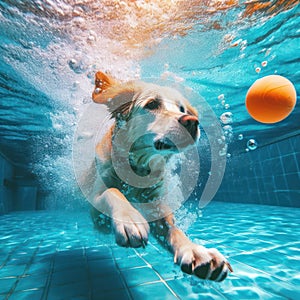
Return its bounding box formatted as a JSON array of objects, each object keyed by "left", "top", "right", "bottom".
[
  {"left": 0, "top": 152, "right": 14, "bottom": 214},
  {"left": 1, "top": 133, "right": 299, "bottom": 215},
  {"left": 215, "top": 134, "right": 300, "bottom": 207},
  {"left": 0, "top": 152, "right": 39, "bottom": 214}
]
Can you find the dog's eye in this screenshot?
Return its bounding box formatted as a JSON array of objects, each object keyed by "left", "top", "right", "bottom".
[
  {"left": 145, "top": 99, "right": 161, "bottom": 110},
  {"left": 179, "top": 105, "right": 185, "bottom": 113}
]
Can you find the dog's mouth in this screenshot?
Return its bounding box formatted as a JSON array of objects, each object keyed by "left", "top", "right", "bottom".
[
  {"left": 154, "top": 136, "right": 198, "bottom": 152},
  {"left": 154, "top": 138, "right": 177, "bottom": 151}
]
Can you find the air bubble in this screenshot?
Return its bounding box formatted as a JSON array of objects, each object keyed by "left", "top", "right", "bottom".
[
  {"left": 265, "top": 48, "right": 271, "bottom": 56},
  {"left": 219, "top": 145, "right": 227, "bottom": 156},
  {"left": 68, "top": 58, "right": 86, "bottom": 74},
  {"left": 87, "top": 35, "right": 96, "bottom": 42},
  {"left": 71, "top": 81, "right": 80, "bottom": 91},
  {"left": 226, "top": 153, "right": 231, "bottom": 158},
  {"left": 82, "top": 97, "right": 91, "bottom": 104},
  {"left": 247, "top": 139, "right": 258, "bottom": 151},
  {"left": 238, "top": 134, "right": 243, "bottom": 140},
  {"left": 223, "top": 125, "right": 233, "bottom": 133},
  {"left": 218, "top": 94, "right": 225, "bottom": 101},
  {"left": 224, "top": 103, "right": 230, "bottom": 109},
  {"left": 223, "top": 125, "right": 233, "bottom": 142},
  {"left": 261, "top": 61, "right": 268, "bottom": 67},
  {"left": 255, "top": 67, "right": 261, "bottom": 73},
  {"left": 220, "top": 112, "right": 233, "bottom": 125},
  {"left": 69, "top": 58, "right": 77, "bottom": 65}
]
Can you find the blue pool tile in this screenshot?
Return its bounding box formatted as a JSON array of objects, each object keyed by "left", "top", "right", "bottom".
[
  {"left": 282, "top": 154, "right": 299, "bottom": 174},
  {"left": 269, "top": 143, "right": 280, "bottom": 157},
  {"left": 130, "top": 281, "right": 177, "bottom": 300},
  {"left": 167, "top": 277, "right": 227, "bottom": 300},
  {"left": 151, "top": 263, "right": 182, "bottom": 280},
  {"left": 218, "top": 261, "right": 287, "bottom": 299},
  {"left": 288, "top": 135, "right": 300, "bottom": 150},
  {"left": 278, "top": 139, "right": 292, "bottom": 156},
  {"left": 165, "top": 278, "right": 198, "bottom": 299},
  {"left": 0, "top": 277, "right": 16, "bottom": 294},
  {"left": 88, "top": 258, "right": 120, "bottom": 277},
  {"left": 51, "top": 268, "right": 88, "bottom": 286},
  {"left": 15, "top": 274, "right": 48, "bottom": 291},
  {"left": 111, "top": 246, "right": 137, "bottom": 259},
  {"left": 0, "top": 265, "right": 26, "bottom": 277},
  {"left": 1, "top": 206, "right": 300, "bottom": 299},
  {"left": 116, "top": 255, "right": 147, "bottom": 269},
  {"left": 262, "top": 159, "right": 274, "bottom": 176},
  {"left": 259, "top": 279, "right": 300, "bottom": 299},
  {"left": 285, "top": 173, "right": 300, "bottom": 190},
  {"left": 135, "top": 251, "right": 172, "bottom": 267},
  {"left": 53, "top": 258, "right": 86, "bottom": 272},
  {"left": 275, "top": 192, "right": 292, "bottom": 207},
  {"left": 92, "top": 288, "right": 131, "bottom": 300},
  {"left": 91, "top": 273, "right": 126, "bottom": 293},
  {"left": 47, "top": 281, "right": 90, "bottom": 300},
  {"left": 121, "top": 266, "right": 160, "bottom": 287},
  {"left": 7, "top": 289, "right": 44, "bottom": 300},
  {"left": 86, "top": 245, "right": 112, "bottom": 261},
  {"left": 274, "top": 175, "right": 287, "bottom": 190},
  {"left": 263, "top": 176, "right": 275, "bottom": 192},
  {"left": 295, "top": 151, "right": 300, "bottom": 171},
  {"left": 290, "top": 192, "right": 300, "bottom": 207},
  {"left": 33, "top": 253, "right": 55, "bottom": 264}
]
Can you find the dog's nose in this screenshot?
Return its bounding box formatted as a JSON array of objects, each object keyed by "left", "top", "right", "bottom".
[{"left": 178, "top": 115, "right": 199, "bottom": 139}]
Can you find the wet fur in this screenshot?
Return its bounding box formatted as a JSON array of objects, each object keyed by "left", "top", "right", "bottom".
[{"left": 87, "top": 71, "right": 232, "bottom": 281}]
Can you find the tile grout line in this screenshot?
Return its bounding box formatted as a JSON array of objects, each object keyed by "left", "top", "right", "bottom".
[
  {"left": 110, "top": 246, "right": 135, "bottom": 300},
  {"left": 133, "top": 248, "right": 181, "bottom": 300},
  {"left": 83, "top": 246, "right": 93, "bottom": 300},
  {"left": 40, "top": 242, "right": 60, "bottom": 300},
  {"left": 5, "top": 239, "right": 43, "bottom": 300},
  {"left": 0, "top": 239, "right": 30, "bottom": 269}
]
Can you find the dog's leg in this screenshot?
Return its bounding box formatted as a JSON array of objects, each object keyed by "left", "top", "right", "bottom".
[
  {"left": 93, "top": 188, "right": 149, "bottom": 248},
  {"left": 152, "top": 213, "right": 233, "bottom": 281}
]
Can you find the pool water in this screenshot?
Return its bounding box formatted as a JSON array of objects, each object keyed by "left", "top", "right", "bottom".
[
  {"left": 1, "top": 202, "right": 299, "bottom": 300},
  {"left": 0, "top": 1, "right": 299, "bottom": 299}
]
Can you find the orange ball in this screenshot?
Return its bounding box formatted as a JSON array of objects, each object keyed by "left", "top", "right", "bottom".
[{"left": 245, "top": 75, "right": 297, "bottom": 123}]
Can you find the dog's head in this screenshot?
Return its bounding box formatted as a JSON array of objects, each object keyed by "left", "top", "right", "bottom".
[{"left": 92, "top": 71, "right": 199, "bottom": 153}]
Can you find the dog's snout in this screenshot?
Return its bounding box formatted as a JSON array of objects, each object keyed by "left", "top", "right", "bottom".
[
  {"left": 178, "top": 115, "right": 199, "bottom": 139},
  {"left": 178, "top": 115, "right": 199, "bottom": 126}
]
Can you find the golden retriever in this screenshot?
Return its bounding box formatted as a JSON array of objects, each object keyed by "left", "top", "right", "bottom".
[{"left": 87, "top": 71, "right": 232, "bottom": 281}]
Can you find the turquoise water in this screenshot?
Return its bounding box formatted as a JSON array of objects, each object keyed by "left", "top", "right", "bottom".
[
  {"left": 0, "top": 1, "right": 300, "bottom": 299},
  {"left": 0, "top": 202, "right": 299, "bottom": 299},
  {"left": 0, "top": 1, "right": 299, "bottom": 187}
]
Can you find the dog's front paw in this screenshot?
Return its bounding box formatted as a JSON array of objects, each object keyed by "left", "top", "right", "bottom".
[
  {"left": 174, "top": 243, "right": 233, "bottom": 281},
  {"left": 112, "top": 207, "right": 149, "bottom": 248}
]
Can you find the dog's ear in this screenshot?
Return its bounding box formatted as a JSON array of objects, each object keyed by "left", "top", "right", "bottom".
[
  {"left": 92, "top": 71, "right": 139, "bottom": 118},
  {"left": 92, "top": 71, "right": 118, "bottom": 104}
]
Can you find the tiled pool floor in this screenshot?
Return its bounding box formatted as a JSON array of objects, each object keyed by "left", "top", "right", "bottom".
[{"left": 0, "top": 202, "right": 299, "bottom": 300}]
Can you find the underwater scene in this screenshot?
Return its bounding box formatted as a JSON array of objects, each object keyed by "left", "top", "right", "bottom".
[{"left": 0, "top": 0, "right": 299, "bottom": 299}]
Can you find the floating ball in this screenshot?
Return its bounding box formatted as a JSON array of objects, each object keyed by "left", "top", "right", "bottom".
[{"left": 245, "top": 75, "right": 297, "bottom": 123}]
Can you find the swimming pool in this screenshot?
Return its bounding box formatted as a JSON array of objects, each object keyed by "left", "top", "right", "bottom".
[
  {"left": 0, "top": 0, "right": 300, "bottom": 299},
  {"left": 0, "top": 202, "right": 299, "bottom": 299}
]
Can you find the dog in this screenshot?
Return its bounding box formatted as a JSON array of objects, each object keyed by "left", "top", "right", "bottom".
[{"left": 86, "top": 71, "right": 233, "bottom": 281}]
